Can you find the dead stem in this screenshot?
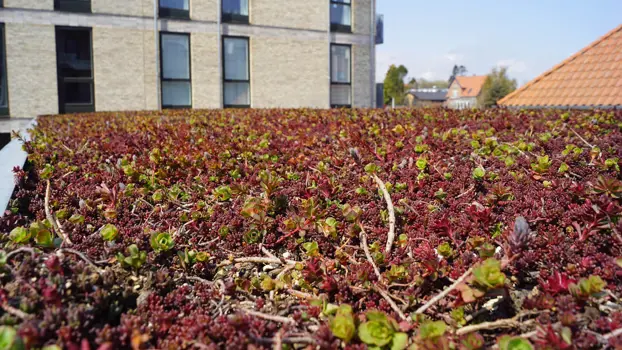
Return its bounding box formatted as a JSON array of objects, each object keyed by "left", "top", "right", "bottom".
[
  {"left": 569, "top": 127, "right": 595, "bottom": 149},
  {"left": 358, "top": 224, "right": 382, "bottom": 281},
  {"left": 261, "top": 246, "right": 279, "bottom": 260},
  {"left": 251, "top": 335, "right": 315, "bottom": 345},
  {"left": 372, "top": 174, "right": 396, "bottom": 255},
  {"left": 217, "top": 256, "right": 297, "bottom": 268},
  {"left": 372, "top": 285, "right": 408, "bottom": 321},
  {"left": 5, "top": 247, "right": 36, "bottom": 261},
  {"left": 456, "top": 185, "right": 475, "bottom": 199},
  {"left": 58, "top": 248, "right": 105, "bottom": 275},
  {"left": 186, "top": 276, "right": 212, "bottom": 285},
  {"left": 286, "top": 289, "right": 316, "bottom": 300},
  {"left": 45, "top": 180, "right": 73, "bottom": 245},
  {"left": 240, "top": 309, "right": 296, "bottom": 324},
  {"left": 415, "top": 267, "right": 473, "bottom": 314},
  {"left": 2, "top": 303, "right": 34, "bottom": 320},
  {"left": 272, "top": 330, "right": 283, "bottom": 350},
  {"left": 603, "top": 327, "right": 622, "bottom": 341},
  {"left": 456, "top": 316, "right": 536, "bottom": 336}
]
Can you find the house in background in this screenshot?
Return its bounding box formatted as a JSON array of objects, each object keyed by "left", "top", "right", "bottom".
[
  {"left": 445, "top": 75, "right": 487, "bottom": 109},
  {"left": 499, "top": 24, "right": 621, "bottom": 108},
  {"left": 405, "top": 87, "right": 447, "bottom": 107}
]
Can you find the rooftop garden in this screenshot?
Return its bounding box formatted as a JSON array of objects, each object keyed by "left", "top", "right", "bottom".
[{"left": 0, "top": 108, "right": 621, "bottom": 349}]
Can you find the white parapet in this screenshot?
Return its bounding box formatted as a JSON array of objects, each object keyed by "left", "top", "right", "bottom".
[{"left": 0, "top": 118, "right": 36, "bottom": 217}]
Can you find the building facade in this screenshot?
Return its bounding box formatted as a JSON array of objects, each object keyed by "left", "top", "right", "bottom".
[
  {"left": 0, "top": 0, "right": 378, "bottom": 118},
  {"left": 405, "top": 88, "right": 447, "bottom": 108},
  {"left": 445, "top": 75, "right": 487, "bottom": 109}
]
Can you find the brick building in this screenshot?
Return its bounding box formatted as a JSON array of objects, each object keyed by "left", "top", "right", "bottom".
[{"left": 0, "top": 0, "right": 378, "bottom": 118}]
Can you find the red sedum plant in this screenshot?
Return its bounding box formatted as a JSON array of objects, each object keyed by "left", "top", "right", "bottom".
[{"left": 0, "top": 108, "right": 621, "bottom": 349}]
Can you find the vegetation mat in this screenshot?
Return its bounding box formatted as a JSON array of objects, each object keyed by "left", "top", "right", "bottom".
[{"left": 0, "top": 108, "right": 621, "bottom": 349}]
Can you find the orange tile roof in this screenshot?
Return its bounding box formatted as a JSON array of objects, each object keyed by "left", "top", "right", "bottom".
[
  {"left": 452, "top": 76, "right": 488, "bottom": 97},
  {"left": 499, "top": 24, "right": 622, "bottom": 107}
]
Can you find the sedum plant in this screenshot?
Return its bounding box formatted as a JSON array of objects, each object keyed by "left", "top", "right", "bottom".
[
  {"left": 9, "top": 227, "right": 31, "bottom": 245},
  {"left": 100, "top": 223, "right": 119, "bottom": 242},
  {"left": 531, "top": 155, "right": 552, "bottom": 174},
  {"left": 568, "top": 275, "right": 606, "bottom": 299},
  {"left": 0, "top": 326, "right": 24, "bottom": 350},
  {"left": 473, "top": 258, "right": 505, "bottom": 290},
  {"left": 497, "top": 336, "right": 533, "bottom": 350},
  {"left": 358, "top": 310, "right": 408, "bottom": 350},
  {"left": 472, "top": 166, "right": 486, "bottom": 180},
  {"left": 150, "top": 232, "right": 174, "bottom": 253},
  {"left": 329, "top": 304, "right": 356, "bottom": 343},
  {"left": 116, "top": 244, "right": 147, "bottom": 270}
]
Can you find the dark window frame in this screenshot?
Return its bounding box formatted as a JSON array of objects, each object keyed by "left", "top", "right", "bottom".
[
  {"left": 222, "top": 0, "right": 249, "bottom": 24},
  {"left": 160, "top": 31, "right": 192, "bottom": 109},
  {"left": 54, "top": 0, "right": 91, "bottom": 13},
  {"left": 330, "top": 43, "right": 352, "bottom": 108},
  {"left": 159, "top": 0, "right": 190, "bottom": 20},
  {"left": 330, "top": 0, "right": 352, "bottom": 33},
  {"left": 55, "top": 26, "right": 95, "bottom": 114},
  {"left": 222, "top": 36, "right": 250, "bottom": 108},
  {"left": 0, "top": 23, "right": 9, "bottom": 117}
]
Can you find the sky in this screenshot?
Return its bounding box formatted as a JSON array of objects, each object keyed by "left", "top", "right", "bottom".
[{"left": 376, "top": 0, "right": 622, "bottom": 86}]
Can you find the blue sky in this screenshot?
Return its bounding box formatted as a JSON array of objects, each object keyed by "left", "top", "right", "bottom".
[{"left": 376, "top": 0, "right": 622, "bottom": 86}]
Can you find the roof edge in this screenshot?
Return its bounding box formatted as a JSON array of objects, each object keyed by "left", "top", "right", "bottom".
[{"left": 498, "top": 23, "right": 622, "bottom": 105}]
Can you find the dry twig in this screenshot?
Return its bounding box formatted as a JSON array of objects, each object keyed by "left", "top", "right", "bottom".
[
  {"left": 218, "top": 256, "right": 297, "bottom": 268},
  {"left": 58, "top": 248, "right": 105, "bottom": 274},
  {"left": 5, "top": 247, "right": 36, "bottom": 261},
  {"left": 569, "top": 127, "right": 595, "bottom": 149},
  {"left": 372, "top": 285, "right": 408, "bottom": 321},
  {"left": 261, "top": 246, "right": 279, "bottom": 260},
  {"left": 286, "top": 289, "right": 316, "bottom": 300},
  {"left": 359, "top": 225, "right": 382, "bottom": 281},
  {"left": 372, "top": 174, "right": 396, "bottom": 255},
  {"left": 240, "top": 309, "right": 296, "bottom": 324},
  {"left": 415, "top": 267, "right": 473, "bottom": 314},
  {"left": 603, "top": 327, "right": 622, "bottom": 341},
  {"left": 456, "top": 185, "right": 475, "bottom": 199},
  {"left": 272, "top": 330, "right": 283, "bottom": 350},
  {"left": 186, "top": 276, "right": 212, "bottom": 285},
  {"left": 251, "top": 335, "right": 315, "bottom": 345},
  {"left": 456, "top": 317, "right": 536, "bottom": 336},
  {"left": 45, "top": 180, "right": 73, "bottom": 245},
  {"left": 2, "top": 303, "right": 34, "bottom": 320}
]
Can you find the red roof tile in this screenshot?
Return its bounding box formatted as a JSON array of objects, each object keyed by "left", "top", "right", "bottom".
[
  {"left": 499, "top": 24, "right": 622, "bottom": 107},
  {"left": 450, "top": 76, "right": 488, "bottom": 98}
]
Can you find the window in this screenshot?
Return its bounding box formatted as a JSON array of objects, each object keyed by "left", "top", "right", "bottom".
[
  {"left": 54, "top": 0, "right": 91, "bottom": 13},
  {"left": 330, "top": 0, "right": 351, "bottom": 32},
  {"left": 222, "top": 0, "right": 249, "bottom": 23},
  {"left": 160, "top": 33, "right": 192, "bottom": 109},
  {"left": 56, "top": 27, "right": 95, "bottom": 114},
  {"left": 223, "top": 37, "right": 250, "bottom": 108},
  {"left": 330, "top": 44, "right": 351, "bottom": 108},
  {"left": 159, "top": 0, "right": 189, "bottom": 19},
  {"left": 0, "top": 24, "right": 8, "bottom": 116}
]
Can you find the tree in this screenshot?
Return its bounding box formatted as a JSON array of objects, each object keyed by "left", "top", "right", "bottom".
[
  {"left": 415, "top": 79, "right": 449, "bottom": 89},
  {"left": 407, "top": 78, "right": 417, "bottom": 89},
  {"left": 383, "top": 65, "right": 408, "bottom": 105},
  {"left": 448, "top": 65, "right": 467, "bottom": 85},
  {"left": 478, "top": 67, "right": 517, "bottom": 108}
]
